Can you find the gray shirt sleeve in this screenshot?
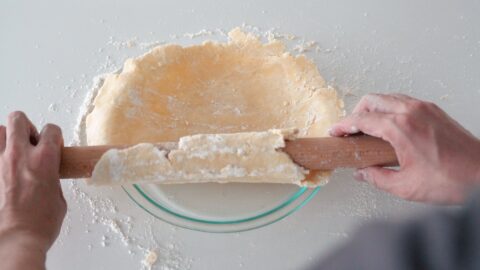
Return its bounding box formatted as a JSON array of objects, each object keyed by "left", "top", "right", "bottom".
[{"left": 309, "top": 191, "right": 480, "bottom": 270}]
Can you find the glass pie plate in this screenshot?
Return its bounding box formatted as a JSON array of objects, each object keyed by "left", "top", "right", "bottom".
[{"left": 123, "top": 182, "right": 320, "bottom": 233}]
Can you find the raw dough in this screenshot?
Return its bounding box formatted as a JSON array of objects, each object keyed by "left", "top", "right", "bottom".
[
  {"left": 90, "top": 129, "right": 309, "bottom": 186},
  {"left": 86, "top": 28, "right": 344, "bottom": 187}
]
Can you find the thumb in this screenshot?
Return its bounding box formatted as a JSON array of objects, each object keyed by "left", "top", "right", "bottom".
[{"left": 354, "top": 167, "right": 399, "bottom": 193}]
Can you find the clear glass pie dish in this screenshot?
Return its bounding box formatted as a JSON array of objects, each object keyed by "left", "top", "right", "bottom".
[{"left": 122, "top": 182, "right": 320, "bottom": 233}]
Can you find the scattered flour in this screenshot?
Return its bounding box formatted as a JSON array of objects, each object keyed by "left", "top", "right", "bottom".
[
  {"left": 142, "top": 249, "right": 158, "bottom": 270},
  {"left": 183, "top": 29, "right": 213, "bottom": 38},
  {"left": 439, "top": 94, "right": 450, "bottom": 100},
  {"left": 48, "top": 103, "right": 59, "bottom": 112},
  {"left": 293, "top": 40, "right": 318, "bottom": 53},
  {"left": 140, "top": 245, "right": 192, "bottom": 270}
]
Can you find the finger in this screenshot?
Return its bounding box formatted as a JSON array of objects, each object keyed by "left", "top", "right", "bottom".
[
  {"left": 35, "top": 124, "right": 63, "bottom": 172},
  {"left": 6, "top": 111, "right": 38, "bottom": 150},
  {"left": 389, "top": 93, "right": 418, "bottom": 102},
  {"left": 0, "top": 125, "right": 6, "bottom": 152},
  {"left": 329, "top": 112, "right": 400, "bottom": 143},
  {"left": 352, "top": 93, "right": 410, "bottom": 114},
  {"left": 354, "top": 167, "right": 401, "bottom": 194},
  {"left": 37, "top": 124, "right": 63, "bottom": 150}
]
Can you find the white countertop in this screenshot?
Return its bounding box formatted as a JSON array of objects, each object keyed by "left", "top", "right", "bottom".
[{"left": 1, "top": 1, "right": 479, "bottom": 269}]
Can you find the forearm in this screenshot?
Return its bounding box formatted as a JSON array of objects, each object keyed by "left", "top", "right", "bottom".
[
  {"left": 475, "top": 139, "right": 480, "bottom": 183},
  {"left": 0, "top": 231, "right": 48, "bottom": 270},
  {"left": 310, "top": 189, "right": 480, "bottom": 270}
]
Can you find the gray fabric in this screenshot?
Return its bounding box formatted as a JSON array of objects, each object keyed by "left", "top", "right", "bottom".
[{"left": 310, "top": 191, "right": 480, "bottom": 270}]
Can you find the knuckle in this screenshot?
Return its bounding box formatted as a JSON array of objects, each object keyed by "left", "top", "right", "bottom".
[
  {"left": 407, "top": 100, "right": 430, "bottom": 113},
  {"left": 8, "top": 111, "right": 26, "bottom": 121},
  {"left": 392, "top": 114, "right": 413, "bottom": 129},
  {"left": 405, "top": 100, "right": 441, "bottom": 118},
  {"left": 44, "top": 123, "right": 62, "bottom": 133}
]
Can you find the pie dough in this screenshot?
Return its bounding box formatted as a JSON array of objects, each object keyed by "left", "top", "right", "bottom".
[
  {"left": 86, "top": 28, "right": 344, "bottom": 187},
  {"left": 90, "top": 129, "right": 309, "bottom": 186}
]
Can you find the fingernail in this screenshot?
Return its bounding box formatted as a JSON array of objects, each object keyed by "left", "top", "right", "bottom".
[
  {"left": 353, "top": 171, "right": 364, "bottom": 181},
  {"left": 353, "top": 170, "right": 368, "bottom": 182},
  {"left": 350, "top": 126, "right": 359, "bottom": 133},
  {"left": 327, "top": 127, "right": 335, "bottom": 136},
  {"left": 327, "top": 125, "right": 338, "bottom": 136}
]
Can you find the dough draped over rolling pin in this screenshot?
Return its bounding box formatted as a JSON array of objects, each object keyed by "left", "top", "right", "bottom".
[
  {"left": 86, "top": 28, "right": 344, "bottom": 187},
  {"left": 89, "top": 129, "right": 313, "bottom": 186}
]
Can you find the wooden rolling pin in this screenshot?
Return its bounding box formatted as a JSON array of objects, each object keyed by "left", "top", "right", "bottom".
[{"left": 60, "top": 135, "right": 398, "bottom": 179}]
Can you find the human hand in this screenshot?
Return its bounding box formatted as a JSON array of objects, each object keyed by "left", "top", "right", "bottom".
[
  {"left": 0, "top": 112, "right": 66, "bottom": 261},
  {"left": 329, "top": 94, "right": 480, "bottom": 204}
]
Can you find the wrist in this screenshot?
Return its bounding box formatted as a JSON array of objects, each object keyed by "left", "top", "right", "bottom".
[
  {"left": 0, "top": 226, "right": 50, "bottom": 254},
  {"left": 0, "top": 228, "right": 48, "bottom": 270}
]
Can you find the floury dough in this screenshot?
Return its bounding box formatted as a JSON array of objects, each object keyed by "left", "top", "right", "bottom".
[
  {"left": 86, "top": 28, "right": 344, "bottom": 187},
  {"left": 90, "top": 129, "right": 310, "bottom": 186}
]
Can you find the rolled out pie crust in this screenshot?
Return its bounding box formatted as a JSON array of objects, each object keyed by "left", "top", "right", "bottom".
[{"left": 86, "top": 28, "right": 344, "bottom": 187}]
